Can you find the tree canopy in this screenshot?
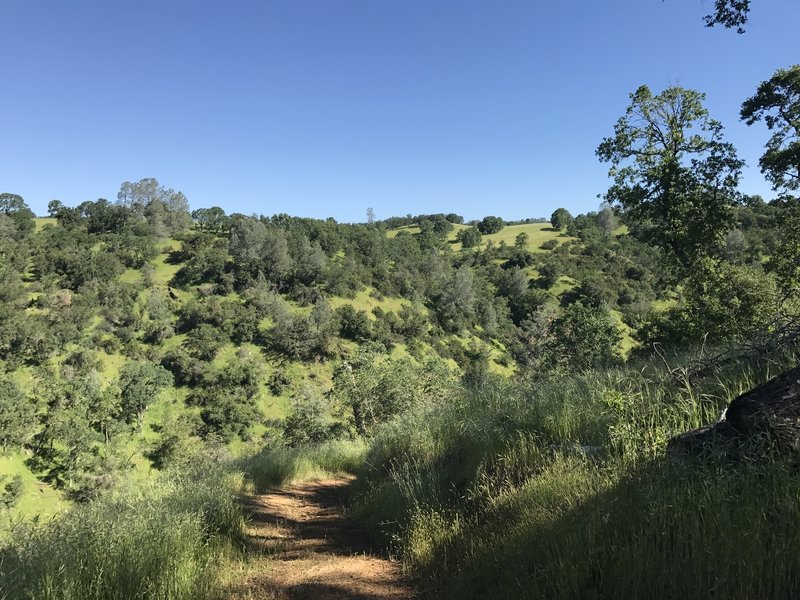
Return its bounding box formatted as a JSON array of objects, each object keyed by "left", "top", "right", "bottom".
[
  {"left": 703, "top": 0, "right": 750, "bottom": 33},
  {"left": 550, "top": 208, "right": 573, "bottom": 230},
  {"left": 741, "top": 65, "right": 800, "bottom": 191},
  {"left": 597, "top": 85, "right": 743, "bottom": 271},
  {"left": 477, "top": 215, "right": 505, "bottom": 235}
]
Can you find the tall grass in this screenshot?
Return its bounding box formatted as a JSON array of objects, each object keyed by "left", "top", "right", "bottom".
[
  {"left": 240, "top": 438, "right": 367, "bottom": 493},
  {"left": 0, "top": 460, "right": 244, "bottom": 600},
  {"left": 348, "top": 349, "right": 800, "bottom": 599}
]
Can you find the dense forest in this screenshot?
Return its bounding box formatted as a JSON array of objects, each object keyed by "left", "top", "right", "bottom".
[{"left": 2, "top": 41, "right": 800, "bottom": 600}]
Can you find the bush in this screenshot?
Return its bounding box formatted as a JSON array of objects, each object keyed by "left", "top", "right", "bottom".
[
  {"left": 639, "top": 261, "right": 782, "bottom": 348},
  {"left": 283, "top": 386, "right": 336, "bottom": 447},
  {"left": 335, "top": 304, "right": 373, "bottom": 342},
  {"left": 267, "top": 369, "right": 293, "bottom": 396},
  {"left": 540, "top": 239, "right": 558, "bottom": 251},
  {"left": 550, "top": 208, "right": 573, "bottom": 230},
  {"left": 456, "top": 227, "right": 482, "bottom": 249}
]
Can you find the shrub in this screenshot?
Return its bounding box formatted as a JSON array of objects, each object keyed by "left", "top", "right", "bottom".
[
  {"left": 540, "top": 239, "right": 558, "bottom": 250},
  {"left": 283, "top": 386, "right": 336, "bottom": 447}
]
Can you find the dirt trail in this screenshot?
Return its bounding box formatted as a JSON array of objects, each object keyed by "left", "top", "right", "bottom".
[{"left": 226, "top": 477, "right": 414, "bottom": 600}]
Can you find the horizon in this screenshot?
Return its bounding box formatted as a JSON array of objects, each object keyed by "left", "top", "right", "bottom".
[{"left": 3, "top": 0, "right": 799, "bottom": 222}]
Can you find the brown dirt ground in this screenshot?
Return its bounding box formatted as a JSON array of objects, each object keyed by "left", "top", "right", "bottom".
[{"left": 224, "top": 477, "right": 414, "bottom": 600}]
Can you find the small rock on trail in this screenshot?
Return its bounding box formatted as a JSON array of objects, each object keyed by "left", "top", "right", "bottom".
[{"left": 226, "top": 477, "right": 414, "bottom": 600}]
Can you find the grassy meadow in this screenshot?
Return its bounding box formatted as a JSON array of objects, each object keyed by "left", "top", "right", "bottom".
[{"left": 387, "top": 221, "right": 574, "bottom": 252}]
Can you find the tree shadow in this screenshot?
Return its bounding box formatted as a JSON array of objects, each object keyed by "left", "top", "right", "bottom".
[
  {"left": 164, "top": 249, "right": 184, "bottom": 265},
  {"left": 241, "top": 480, "right": 388, "bottom": 558},
  {"left": 231, "top": 479, "right": 414, "bottom": 598}
]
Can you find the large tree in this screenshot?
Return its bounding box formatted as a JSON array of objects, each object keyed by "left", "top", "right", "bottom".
[
  {"left": 117, "top": 178, "right": 191, "bottom": 236},
  {"left": 741, "top": 65, "right": 800, "bottom": 192},
  {"left": 597, "top": 85, "right": 744, "bottom": 271},
  {"left": 477, "top": 215, "right": 505, "bottom": 235},
  {"left": 550, "top": 208, "right": 573, "bottom": 230},
  {"left": 0, "top": 192, "right": 35, "bottom": 235},
  {"left": 117, "top": 361, "right": 173, "bottom": 426}
]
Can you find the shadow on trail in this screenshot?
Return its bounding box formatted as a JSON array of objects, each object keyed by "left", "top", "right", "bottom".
[
  {"left": 228, "top": 477, "right": 413, "bottom": 600},
  {"left": 241, "top": 480, "right": 378, "bottom": 557}
]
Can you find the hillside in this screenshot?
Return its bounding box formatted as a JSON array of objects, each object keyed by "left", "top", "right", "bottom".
[
  {"left": 0, "top": 194, "right": 786, "bottom": 526},
  {"left": 1, "top": 205, "right": 641, "bottom": 528},
  {"left": 1, "top": 190, "right": 799, "bottom": 599}
]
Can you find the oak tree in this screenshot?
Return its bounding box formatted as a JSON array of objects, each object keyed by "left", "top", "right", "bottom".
[
  {"left": 597, "top": 85, "right": 743, "bottom": 271},
  {"left": 741, "top": 65, "right": 800, "bottom": 191}
]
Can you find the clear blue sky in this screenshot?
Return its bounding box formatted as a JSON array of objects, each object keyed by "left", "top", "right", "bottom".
[{"left": 2, "top": 1, "right": 798, "bottom": 222}]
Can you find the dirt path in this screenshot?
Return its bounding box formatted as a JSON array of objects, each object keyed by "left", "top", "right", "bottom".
[{"left": 226, "top": 477, "right": 414, "bottom": 600}]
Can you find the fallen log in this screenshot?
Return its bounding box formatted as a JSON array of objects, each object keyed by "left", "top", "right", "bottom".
[{"left": 669, "top": 365, "right": 800, "bottom": 456}]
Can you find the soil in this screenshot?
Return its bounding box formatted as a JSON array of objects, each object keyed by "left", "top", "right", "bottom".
[{"left": 225, "top": 477, "right": 414, "bottom": 600}]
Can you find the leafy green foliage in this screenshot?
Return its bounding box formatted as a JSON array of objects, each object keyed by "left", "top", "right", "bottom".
[
  {"left": 597, "top": 85, "right": 744, "bottom": 271},
  {"left": 118, "top": 360, "right": 173, "bottom": 425},
  {"left": 268, "top": 299, "right": 335, "bottom": 360},
  {"left": 336, "top": 304, "right": 373, "bottom": 342},
  {"left": 704, "top": 0, "right": 750, "bottom": 32},
  {"left": 0, "top": 192, "right": 35, "bottom": 235},
  {"left": 639, "top": 259, "right": 781, "bottom": 347},
  {"left": 550, "top": 207, "right": 573, "bottom": 230},
  {"left": 118, "top": 178, "right": 192, "bottom": 236},
  {"left": 0, "top": 474, "right": 24, "bottom": 510},
  {"left": 282, "top": 386, "right": 336, "bottom": 447},
  {"left": 544, "top": 303, "right": 622, "bottom": 370},
  {"left": 741, "top": 64, "right": 800, "bottom": 191},
  {"left": 766, "top": 198, "right": 800, "bottom": 295},
  {"left": 456, "top": 226, "right": 482, "bottom": 249},
  {"left": 332, "top": 345, "right": 458, "bottom": 436},
  {"left": 191, "top": 205, "right": 229, "bottom": 232},
  {"left": 477, "top": 215, "right": 505, "bottom": 234},
  {"left": 187, "top": 357, "right": 263, "bottom": 441},
  {"left": 0, "top": 378, "right": 34, "bottom": 451}
]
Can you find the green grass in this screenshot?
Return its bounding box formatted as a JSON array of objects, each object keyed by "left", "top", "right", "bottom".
[
  {"left": 387, "top": 222, "right": 572, "bottom": 253},
  {"left": 0, "top": 460, "right": 244, "bottom": 600},
  {"left": 118, "top": 268, "right": 142, "bottom": 284},
  {"left": 342, "top": 349, "right": 800, "bottom": 599},
  {"left": 95, "top": 350, "right": 127, "bottom": 384},
  {"left": 240, "top": 439, "right": 367, "bottom": 493},
  {"left": 650, "top": 296, "right": 679, "bottom": 312},
  {"left": 387, "top": 225, "right": 422, "bottom": 238},
  {"left": 329, "top": 287, "right": 412, "bottom": 317},
  {"left": 33, "top": 217, "right": 57, "bottom": 232},
  {"left": 0, "top": 452, "right": 68, "bottom": 536},
  {"left": 148, "top": 240, "right": 183, "bottom": 287},
  {"left": 550, "top": 275, "right": 577, "bottom": 297},
  {"left": 8, "top": 367, "right": 38, "bottom": 396},
  {"left": 610, "top": 309, "right": 637, "bottom": 356},
  {"left": 478, "top": 223, "right": 568, "bottom": 251}
]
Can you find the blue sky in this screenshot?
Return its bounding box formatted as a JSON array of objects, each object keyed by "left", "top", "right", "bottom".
[{"left": 2, "top": 1, "right": 798, "bottom": 222}]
